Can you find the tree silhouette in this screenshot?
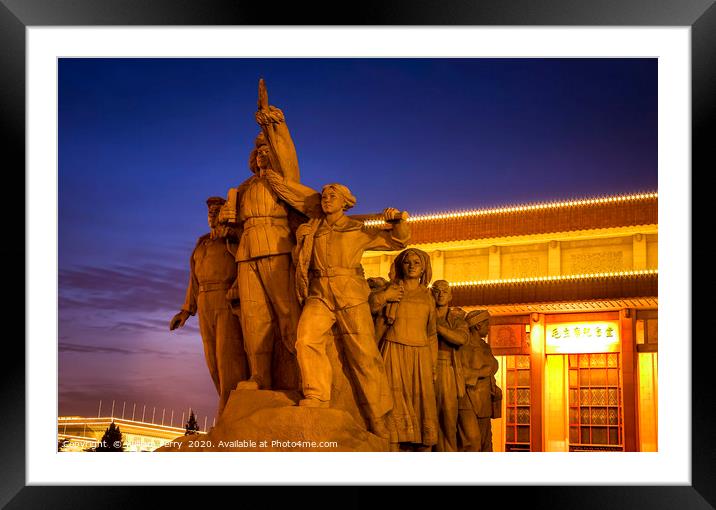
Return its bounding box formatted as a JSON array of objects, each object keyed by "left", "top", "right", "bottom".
[
  {"left": 185, "top": 409, "right": 200, "bottom": 435},
  {"left": 95, "top": 421, "right": 124, "bottom": 452}
]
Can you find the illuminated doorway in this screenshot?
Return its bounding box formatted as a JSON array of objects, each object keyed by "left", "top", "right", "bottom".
[
  {"left": 543, "top": 319, "right": 623, "bottom": 451},
  {"left": 501, "top": 355, "right": 532, "bottom": 451},
  {"left": 567, "top": 353, "right": 624, "bottom": 451}
]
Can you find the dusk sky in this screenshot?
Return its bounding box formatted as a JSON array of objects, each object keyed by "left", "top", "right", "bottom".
[{"left": 58, "top": 58, "right": 657, "bottom": 426}]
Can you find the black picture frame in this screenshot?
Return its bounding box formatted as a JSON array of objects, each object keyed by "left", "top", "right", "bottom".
[{"left": 4, "top": 0, "right": 709, "bottom": 506}]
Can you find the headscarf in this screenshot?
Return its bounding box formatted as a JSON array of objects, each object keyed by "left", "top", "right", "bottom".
[
  {"left": 389, "top": 248, "right": 432, "bottom": 286},
  {"left": 322, "top": 183, "right": 357, "bottom": 211},
  {"left": 384, "top": 248, "right": 432, "bottom": 325}
]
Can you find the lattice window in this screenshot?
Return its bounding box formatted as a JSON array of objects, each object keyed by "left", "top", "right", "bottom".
[
  {"left": 505, "top": 355, "right": 531, "bottom": 451},
  {"left": 568, "top": 353, "right": 623, "bottom": 451}
]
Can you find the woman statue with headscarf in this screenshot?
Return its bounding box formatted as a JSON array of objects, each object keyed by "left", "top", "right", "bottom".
[{"left": 371, "top": 248, "right": 439, "bottom": 451}]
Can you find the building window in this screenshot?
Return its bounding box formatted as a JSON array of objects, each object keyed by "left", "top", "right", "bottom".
[
  {"left": 505, "top": 355, "right": 531, "bottom": 451},
  {"left": 568, "top": 353, "right": 623, "bottom": 451}
]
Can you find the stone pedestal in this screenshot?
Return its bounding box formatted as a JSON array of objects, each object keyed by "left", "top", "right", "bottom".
[{"left": 157, "top": 389, "right": 388, "bottom": 452}]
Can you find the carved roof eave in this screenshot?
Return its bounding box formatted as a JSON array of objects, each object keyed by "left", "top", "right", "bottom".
[
  {"left": 364, "top": 192, "right": 658, "bottom": 244},
  {"left": 448, "top": 272, "right": 658, "bottom": 309},
  {"left": 467, "top": 297, "right": 658, "bottom": 315}
]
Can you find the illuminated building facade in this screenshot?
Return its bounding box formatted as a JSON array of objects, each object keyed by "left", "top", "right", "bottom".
[
  {"left": 58, "top": 416, "right": 205, "bottom": 452},
  {"left": 362, "top": 192, "right": 658, "bottom": 452}
]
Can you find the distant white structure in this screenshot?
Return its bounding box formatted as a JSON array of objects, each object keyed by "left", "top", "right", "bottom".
[{"left": 58, "top": 416, "right": 206, "bottom": 452}]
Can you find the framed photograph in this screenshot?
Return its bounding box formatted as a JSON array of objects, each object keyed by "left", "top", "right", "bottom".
[{"left": 5, "top": 0, "right": 710, "bottom": 505}]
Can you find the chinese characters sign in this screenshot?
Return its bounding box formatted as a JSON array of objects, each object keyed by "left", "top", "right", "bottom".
[{"left": 545, "top": 321, "right": 620, "bottom": 354}]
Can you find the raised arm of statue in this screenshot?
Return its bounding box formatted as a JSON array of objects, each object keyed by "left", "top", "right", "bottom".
[
  {"left": 362, "top": 208, "right": 411, "bottom": 251},
  {"left": 256, "top": 79, "right": 300, "bottom": 182},
  {"left": 390, "top": 215, "right": 411, "bottom": 246},
  {"left": 263, "top": 169, "right": 322, "bottom": 218}
]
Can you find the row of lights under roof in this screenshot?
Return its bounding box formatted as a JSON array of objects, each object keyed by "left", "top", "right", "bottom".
[
  {"left": 363, "top": 191, "right": 658, "bottom": 226},
  {"left": 445, "top": 269, "right": 658, "bottom": 287}
]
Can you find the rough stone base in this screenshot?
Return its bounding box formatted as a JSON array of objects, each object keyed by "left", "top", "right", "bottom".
[{"left": 156, "top": 389, "right": 389, "bottom": 452}]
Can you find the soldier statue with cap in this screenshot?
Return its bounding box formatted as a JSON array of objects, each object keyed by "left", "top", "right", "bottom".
[
  {"left": 218, "top": 81, "right": 305, "bottom": 391},
  {"left": 170, "top": 196, "right": 248, "bottom": 416},
  {"left": 459, "top": 309, "right": 502, "bottom": 451}
]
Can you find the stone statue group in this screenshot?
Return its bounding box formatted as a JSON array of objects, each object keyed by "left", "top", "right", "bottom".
[{"left": 170, "top": 80, "right": 501, "bottom": 452}]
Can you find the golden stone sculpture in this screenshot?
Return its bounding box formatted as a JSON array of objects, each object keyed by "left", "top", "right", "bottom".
[
  {"left": 255, "top": 175, "right": 410, "bottom": 439},
  {"left": 458, "top": 309, "right": 502, "bottom": 452},
  {"left": 371, "top": 248, "right": 439, "bottom": 451},
  {"left": 431, "top": 280, "right": 469, "bottom": 452},
  {"left": 218, "top": 80, "right": 304, "bottom": 391},
  {"left": 166, "top": 80, "right": 507, "bottom": 452},
  {"left": 170, "top": 197, "right": 248, "bottom": 415}
]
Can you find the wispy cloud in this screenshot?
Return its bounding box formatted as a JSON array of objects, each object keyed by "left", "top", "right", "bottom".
[
  {"left": 59, "top": 262, "right": 191, "bottom": 314},
  {"left": 59, "top": 341, "right": 190, "bottom": 357},
  {"left": 58, "top": 260, "right": 229, "bottom": 420},
  {"left": 58, "top": 260, "right": 207, "bottom": 338}
]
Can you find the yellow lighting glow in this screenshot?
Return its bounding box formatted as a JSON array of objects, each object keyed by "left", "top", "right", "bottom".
[
  {"left": 638, "top": 352, "right": 658, "bottom": 451},
  {"left": 362, "top": 191, "right": 658, "bottom": 226},
  {"left": 545, "top": 321, "right": 620, "bottom": 354},
  {"left": 445, "top": 269, "right": 657, "bottom": 288}
]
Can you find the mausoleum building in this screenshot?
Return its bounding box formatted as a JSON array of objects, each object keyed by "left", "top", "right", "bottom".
[{"left": 362, "top": 191, "right": 659, "bottom": 452}]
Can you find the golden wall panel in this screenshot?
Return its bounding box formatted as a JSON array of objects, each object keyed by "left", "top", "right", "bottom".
[
  {"left": 500, "top": 244, "right": 549, "bottom": 279},
  {"left": 443, "top": 249, "right": 489, "bottom": 282},
  {"left": 561, "top": 237, "right": 633, "bottom": 274},
  {"left": 647, "top": 235, "right": 658, "bottom": 270}
]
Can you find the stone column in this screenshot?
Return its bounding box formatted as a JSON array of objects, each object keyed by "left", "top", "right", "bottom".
[
  {"left": 431, "top": 250, "right": 445, "bottom": 281},
  {"left": 632, "top": 233, "right": 647, "bottom": 270},
  {"left": 530, "top": 313, "right": 545, "bottom": 452},
  {"left": 488, "top": 245, "right": 501, "bottom": 280},
  {"left": 548, "top": 240, "right": 561, "bottom": 276},
  {"left": 620, "top": 308, "right": 638, "bottom": 452}
]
